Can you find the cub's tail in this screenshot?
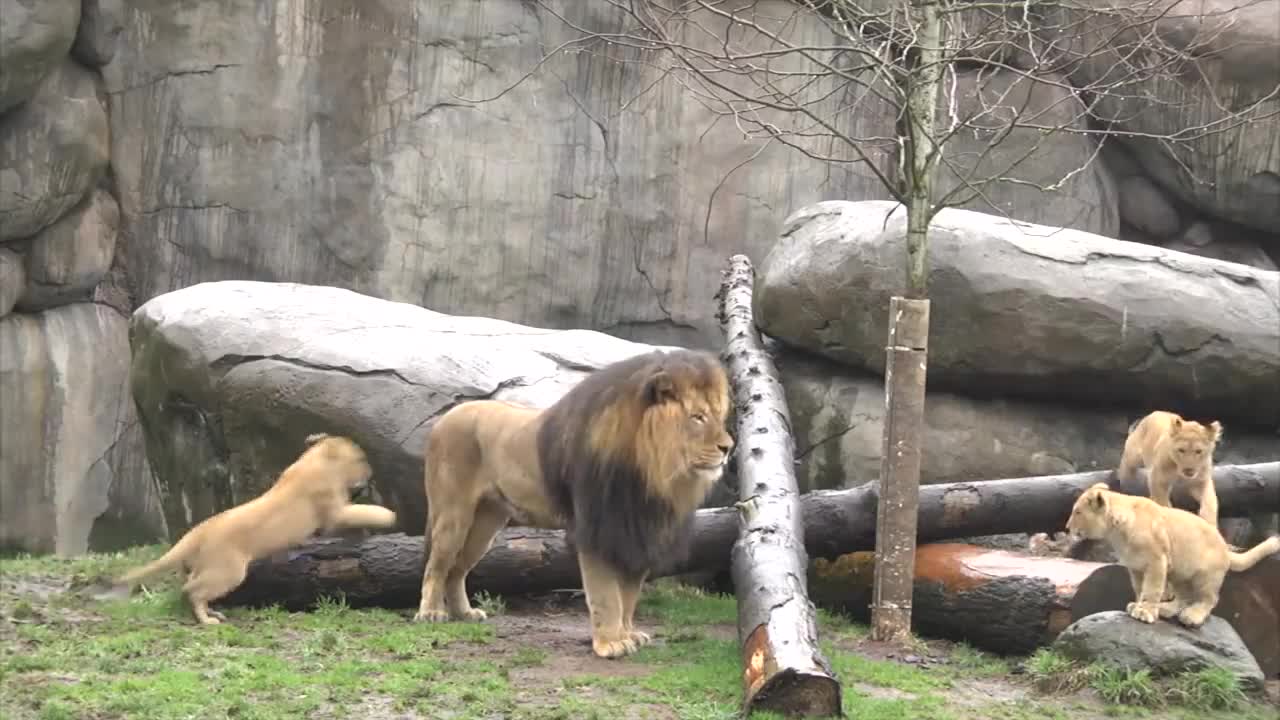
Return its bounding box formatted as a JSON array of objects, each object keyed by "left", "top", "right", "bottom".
[
  {"left": 1228, "top": 535, "right": 1280, "bottom": 573},
  {"left": 114, "top": 533, "right": 197, "bottom": 587}
]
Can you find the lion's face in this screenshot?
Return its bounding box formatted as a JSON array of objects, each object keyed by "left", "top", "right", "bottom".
[
  {"left": 679, "top": 388, "right": 735, "bottom": 480},
  {"left": 1165, "top": 418, "right": 1221, "bottom": 480},
  {"left": 633, "top": 353, "right": 735, "bottom": 492},
  {"left": 304, "top": 434, "right": 374, "bottom": 495},
  {"left": 1065, "top": 483, "right": 1111, "bottom": 542}
]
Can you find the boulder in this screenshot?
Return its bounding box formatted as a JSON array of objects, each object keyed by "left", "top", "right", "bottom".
[
  {"left": 0, "top": 59, "right": 111, "bottom": 243},
  {"left": 102, "top": 0, "right": 896, "bottom": 349},
  {"left": 923, "top": 69, "right": 1118, "bottom": 237},
  {"left": 15, "top": 188, "right": 120, "bottom": 310},
  {"left": 1054, "top": 610, "right": 1265, "bottom": 693},
  {"left": 0, "top": 248, "right": 24, "bottom": 318},
  {"left": 0, "top": 304, "right": 165, "bottom": 555},
  {"left": 0, "top": 0, "right": 80, "bottom": 113},
  {"left": 755, "top": 200, "right": 1280, "bottom": 428},
  {"left": 71, "top": 0, "right": 125, "bottom": 67},
  {"left": 128, "top": 280, "right": 695, "bottom": 539},
  {"left": 1037, "top": 0, "right": 1280, "bottom": 236},
  {"left": 778, "top": 348, "right": 1280, "bottom": 494}
]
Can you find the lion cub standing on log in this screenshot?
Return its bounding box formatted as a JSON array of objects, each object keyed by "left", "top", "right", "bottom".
[
  {"left": 1066, "top": 483, "right": 1280, "bottom": 628},
  {"left": 1117, "top": 410, "right": 1223, "bottom": 527},
  {"left": 113, "top": 434, "right": 398, "bottom": 625},
  {"left": 414, "top": 349, "right": 735, "bottom": 659}
]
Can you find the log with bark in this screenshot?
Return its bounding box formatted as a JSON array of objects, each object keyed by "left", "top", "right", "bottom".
[
  {"left": 219, "top": 462, "right": 1280, "bottom": 611},
  {"left": 715, "top": 253, "right": 842, "bottom": 717}
]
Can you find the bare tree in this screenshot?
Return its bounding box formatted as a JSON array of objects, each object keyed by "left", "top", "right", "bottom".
[{"left": 465, "top": 0, "right": 1279, "bottom": 647}]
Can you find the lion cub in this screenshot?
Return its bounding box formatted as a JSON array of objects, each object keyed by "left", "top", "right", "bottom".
[
  {"left": 1066, "top": 483, "right": 1280, "bottom": 628},
  {"left": 112, "top": 433, "right": 398, "bottom": 625},
  {"left": 1116, "top": 411, "right": 1222, "bottom": 527}
]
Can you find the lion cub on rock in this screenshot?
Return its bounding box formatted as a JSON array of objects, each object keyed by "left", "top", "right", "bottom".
[
  {"left": 113, "top": 434, "right": 398, "bottom": 625},
  {"left": 414, "top": 349, "right": 735, "bottom": 659},
  {"left": 1117, "top": 410, "right": 1223, "bottom": 527},
  {"left": 1066, "top": 483, "right": 1280, "bottom": 628}
]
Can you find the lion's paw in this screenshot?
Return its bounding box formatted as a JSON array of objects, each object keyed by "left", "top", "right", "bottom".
[
  {"left": 1177, "top": 608, "right": 1210, "bottom": 628},
  {"left": 198, "top": 616, "right": 223, "bottom": 626},
  {"left": 453, "top": 608, "right": 488, "bottom": 622},
  {"left": 413, "top": 608, "right": 450, "bottom": 623},
  {"left": 1126, "top": 603, "right": 1157, "bottom": 624},
  {"left": 592, "top": 636, "right": 639, "bottom": 659}
]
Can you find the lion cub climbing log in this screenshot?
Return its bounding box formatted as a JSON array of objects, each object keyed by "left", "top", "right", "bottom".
[
  {"left": 113, "top": 434, "right": 398, "bottom": 625},
  {"left": 414, "top": 349, "right": 735, "bottom": 659},
  {"left": 1066, "top": 483, "right": 1280, "bottom": 628},
  {"left": 1117, "top": 410, "right": 1223, "bottom": 527}
]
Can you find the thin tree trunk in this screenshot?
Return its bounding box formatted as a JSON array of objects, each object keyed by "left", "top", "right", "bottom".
[
  {"left": 716, "top": 254, "right": 842, "bottom": 717},
  {"left": 872, "top": 0, "right": 946, "bottom": 644},
  {"left": 218, "top": 462, "right": 1280, "bottom": 609}
]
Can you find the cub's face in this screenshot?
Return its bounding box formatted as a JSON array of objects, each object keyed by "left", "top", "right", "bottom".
[
  {"left": 1167, "top": 421, "right": 1220, "bottom": 479},
  {"left": 311, "top": 436, "right": 374, "bottom": 495},
  {"left": 1065, "top": 485, "right": 1109, "bottom": 542}
]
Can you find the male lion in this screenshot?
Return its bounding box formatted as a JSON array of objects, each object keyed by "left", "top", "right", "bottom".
[
  {"left": 1116, "top": 410, "right": 1223, "bottom": 527},
  {"left": 413, "top": 349, "right": 735, "bottom": 659},
  {"left": 113, "top": 433, "right": 398, "bottom": 625},
  {"left": 1065, "top": 483, "right": 1280, "bottom": 628}
]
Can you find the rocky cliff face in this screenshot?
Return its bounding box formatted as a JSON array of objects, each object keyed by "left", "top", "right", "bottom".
[{"left": 1, "top": 0, "right": 1277, "bottom": 554}]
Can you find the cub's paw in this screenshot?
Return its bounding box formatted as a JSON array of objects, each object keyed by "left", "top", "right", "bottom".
[
  {"left": 1126, "top": 603, "right": 1157, "bottom": 624},
  {"left": 413, "top": 608, "right": 450, "bottom": 623},
  {"left": 626, "top": 630, "right": 652, "bottom": 647},
  {"left": 592, "top": 636, "right": 639, "bottom": 659},
  {"left": 1176, "top": 609, "right": 1210, "bottom": 628},
  {"left": 452, "top": 608, "right": 488, "bottom": 622}
]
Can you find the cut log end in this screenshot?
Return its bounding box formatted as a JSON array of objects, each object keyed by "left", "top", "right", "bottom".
[{"left": 742, "top": 624, "right": 843, "bottom": 716}]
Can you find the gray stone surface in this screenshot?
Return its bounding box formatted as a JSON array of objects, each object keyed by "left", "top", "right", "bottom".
[
  {"left": 0, "top": 59, "right": 110, "bottom": 243},
  {"left": 1116, "top": 174, "right": 1181, "bottom": 240},
  {"left": 0, "top": 303, "right": 164, "bottom": 555},
  {"left": 0, "top": 248, "right": 24, "bottom": 318},
  {"left": 71, "top": 0, "right": 124, "bottom": 67},
  {"left": 756, "top": 200, "right": 1280, "bottom": 428},
  {"left": 1039, "top": 0, "right": 1280, "bottom": 236},
  {"left": 0, "top": 0, "right": 80, "bottom": 113},
  {"left": 103, "top": 0, "right": 895, "bottom": 349},
  {"left": 778, "top": 349, "right": 1280, "bottom": 493},
  {"left": 925, "top": 69, "right": 1118, "bottom": 238},
  {"left": 16, "top": 188, "right": 120, "bottom": 310},
  {"left": 128, "top": 280, "right": 693, "bottom": 539},
  {"left": 1054, "top": 610, "right": 1265, "bottom": 692}
]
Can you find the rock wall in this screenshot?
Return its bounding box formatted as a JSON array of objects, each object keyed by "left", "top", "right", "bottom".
[{"left": 0, "top": 0, "right": 159, "bottom": 555}]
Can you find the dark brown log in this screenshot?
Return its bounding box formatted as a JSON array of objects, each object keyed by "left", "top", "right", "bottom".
[
  {"left": 1072, "top": 555, "right": 1280, "bottom": 679},
  {"left": 871, "top": 296, "right": 930, "bottom": 642},
  {"left": 811, "top": 543, "right": 1111, "bottom": 656},
  {"left": 716, "top": 254, "right": 842, "bottom": 717},
  {"left": 218, "top": 463, "right": 1280, "bottom": 611}
]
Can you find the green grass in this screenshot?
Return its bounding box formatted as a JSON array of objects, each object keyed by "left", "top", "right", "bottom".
[{"left": 2, "top": 549, "right": 1276, "bottom": 720}]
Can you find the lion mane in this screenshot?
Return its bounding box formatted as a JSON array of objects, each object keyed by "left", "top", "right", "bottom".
[
  {"left": 413, "top": 348, "right": 735, "bottom": 659},
  {"left": 1066, "top": 482, "right": 1280, "bottom": 628}
]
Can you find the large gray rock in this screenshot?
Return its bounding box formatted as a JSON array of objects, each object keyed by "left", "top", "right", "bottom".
[
  {"left": 1039, "top": 0, "right": 1280, "bottom": 236},
  {"left": 0, "top": 0, "right": 80, "bottom": 113},
  {"left": 128, "top": 280, "right": 692, "bottom": 539},
  {"left": 923, "top": 69, "right": 1118, "bottom": 238},
  {"left": 0, "top": 248, "right": 24, "bottom": 317},
  {"left": 103, "top": 0, "right": 896, "bottom": 349},
  {"left": 15, "top": 188, "right": 119, "bottom": 310},
  {"left": 0, "top": 59, "right": 111, "bottom": 243},
  {"left": 756, "top": 200, "right": 1280, "bottom": 428},
  {"left": 778, "top": 349, "right": 1280, "bottom": 493},
  {"left": 1054, "top": 610, "right": 1265, "bottom": 693},
  {"left": 0, "top": 304, "right": 165, "bottom": 555},
  {"left": 71, "top": 0, "right": 125, "bottom": 67}
]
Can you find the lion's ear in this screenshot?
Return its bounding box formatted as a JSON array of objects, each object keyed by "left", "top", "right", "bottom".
[
  {"left": 1208, "top": 421, "right": 1223, "bottom": 442},
  {"left": 1088, "top": 490, "right": 1107, "bottom": 511},
  {"left": 1170, "top": 416, "right": 1182, "bottom": 431},
  {"left": 642, "top": 370, "right": 677, "bottom": 406}
]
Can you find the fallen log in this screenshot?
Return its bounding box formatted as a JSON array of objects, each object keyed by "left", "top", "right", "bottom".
[
  {"left": 716, "top": 254, "right": 842, "bottom": 717},
  {"left": 218, "top": 462, "right": 1279, "bottom": 610},
  {"left": 1071, "top": 555, "right": 1280, "bottom": 679},
  {"left": 809, "top": 544, "right": 1111, "bottom": 656}
]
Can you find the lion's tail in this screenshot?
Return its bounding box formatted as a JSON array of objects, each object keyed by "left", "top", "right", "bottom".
[
  {"left": 114, "top": 533, "right": 198, "bottom": 587},
  {"left": 1228, "top": 535, "right": 1280, "bottom": 573}
]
